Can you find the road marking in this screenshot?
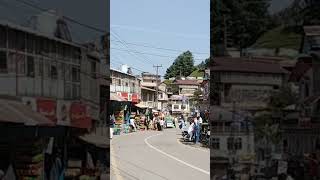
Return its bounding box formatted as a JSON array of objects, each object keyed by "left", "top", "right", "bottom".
[
  {"left": 110, "top": 146, "right": 124, "bottom": 180},
  {"left": 144, "top": 133, "right": 210, "bottom": 175},
  {"left": 176, "top": 138, "right": 210, "bottom": 153}
]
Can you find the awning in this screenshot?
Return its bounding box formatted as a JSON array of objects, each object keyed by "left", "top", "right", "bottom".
[
  {"left": 0, "top": 99, "right": 53, "bottom": 126},
  {"left": 79, "top": 134, "right": 109, "bottom": 149},
  {"left": 134, "top": 103, "right": 148, "bottom": 109},
  {"left": 152, "top": 109, "right": 159, "bottom": 113},
  {"left": 110, "top": 93, "right": 126, "bottom": 102}
]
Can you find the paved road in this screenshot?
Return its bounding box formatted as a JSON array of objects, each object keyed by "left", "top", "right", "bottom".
[{"left": 110, "top": 127, "right": 210, "bottom": 180}]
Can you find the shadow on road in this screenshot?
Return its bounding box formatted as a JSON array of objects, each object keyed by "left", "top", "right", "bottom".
[{"left": 177, "top": 138, "right": 209, "bottom": 149}]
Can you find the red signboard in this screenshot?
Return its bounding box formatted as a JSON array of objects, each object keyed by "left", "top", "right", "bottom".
[
  {"left": 132, "top": 94, "right": 139, "bottom": 103},
  {"left": 37, "top": 98, "right": 57, "bottom": 123},
  {"left": 69, "top": 102, "right": 91, "bottom": 129},
  {"left": 120, "top": 92, "right": 128, "bottom": 100}
]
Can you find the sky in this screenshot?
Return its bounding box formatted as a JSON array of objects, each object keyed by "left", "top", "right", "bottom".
[{"left": 110, "top": 0, "right": 210, "bottom": 77}]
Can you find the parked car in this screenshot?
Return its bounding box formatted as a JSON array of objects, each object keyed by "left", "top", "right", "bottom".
[{"left": 164, "top": 116, "right": 175, "bottom": 128}]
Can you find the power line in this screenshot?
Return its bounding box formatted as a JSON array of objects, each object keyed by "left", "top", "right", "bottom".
[
  {"left": 12, "top": 0, "right": 107, "bottom": 33},
  {"left": 111, "top": 47, "right": 207, "bottom": 61},
  {"left": 110, "top": 30, "right": 153, "bottom": 64},
  {"left": 111, "top": 39, "right": 208, "bottom": 55}
]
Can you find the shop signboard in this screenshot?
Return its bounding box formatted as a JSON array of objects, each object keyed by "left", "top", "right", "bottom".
[
  {"left": 69, "top": 102, "right": 92, "bottom": 129},
  {"left": 57, "top": 100, "right": 71, "bottom": 126},
  {"left": 132, "top": 93, "right": 139, "bottom": 103},
  {"left": 36, "top": 98, "right": 57, "bottom": 123}
]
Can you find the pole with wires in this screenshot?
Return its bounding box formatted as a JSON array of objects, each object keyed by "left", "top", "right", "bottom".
[{"left": 153, "top": 65, "right": 162, "bottom": 111}]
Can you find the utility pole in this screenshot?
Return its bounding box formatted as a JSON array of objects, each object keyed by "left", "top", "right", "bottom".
[{"left": 153, "top": 65, "right": 162, "bottom": 110}]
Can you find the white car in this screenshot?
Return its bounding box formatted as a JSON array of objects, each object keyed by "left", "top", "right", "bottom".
[{"left": 165, "top": 120, "right": 175, "bottom": 128}]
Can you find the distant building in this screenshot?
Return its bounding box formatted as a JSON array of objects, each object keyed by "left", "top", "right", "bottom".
[
  {"left": 110, "top": 67, "right": 141, "bottom": 103},
  {"left": 210, "top": 57, "right": 289, "bottom": 112},
  {"left": 140, "top": 72, "right": 161, "bottom": 109}
]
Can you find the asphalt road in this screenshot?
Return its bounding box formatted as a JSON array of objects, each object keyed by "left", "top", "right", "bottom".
[{"left": 110, "top": 127, "right": 210, "bottom": 180}]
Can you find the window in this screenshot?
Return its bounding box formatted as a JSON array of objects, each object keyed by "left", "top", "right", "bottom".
[
  {"left": 235, "top": 138, "right": 242, "bottom": 150},
  {"left": 91, "top": 61, "right": 97, "bottom": 78},
  {"left": 35, "top": 37, "right": 41, "bottom": 54},
  {"left": 38, "top": 59, "right": 43, "bottom": 76},
  {"left": 26, "top": 34, "right": 34, "bottom": 53},
  {"left": 72, "top": 67, "right": 80, "bottom": 82},
  {"left": 125, "top": 82, "right": 128, "bottom": 87},
  {"left": 72, "top": 84, "right": 80, "bottom": 98},
  {"left": 174, "top": 105, "right": 179, "bottom": 109},
  {"left": 181, "top": 105, "right": 186, "bottom": 109},
  {"left": 0, "top": 26, "right": 6, "bottom": 48},
  {"left": 0, "top": 51, "right": 7, "bottom": 73},
  {"left": 26, "top": 56, "right": 34, "bottom": 77},
  {"left": 227, "top": 137, "right": 234, "bottom": 150},
  {"left": 305, "top": 83, "right": 309, "bottom": 97},
  {"left": 212, "top": 138, "right": 220, "bottom": 149},
  {"left": 50, "top": 65, "right": 58, "bottom": 79},
  {"left": 118, "top": 79, "right": 121, "bottom": 85}
]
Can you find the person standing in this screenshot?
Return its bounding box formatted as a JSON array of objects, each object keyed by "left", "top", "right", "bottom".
[{"left": 194, "top": 116, "right": 200, "bottom": 144}]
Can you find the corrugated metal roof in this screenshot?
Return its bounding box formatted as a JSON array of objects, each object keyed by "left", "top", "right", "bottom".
[
  {"left": 304, "top": 26, "right": 320, "bottom": 36},
  {"left": 0, "top": 20, "right": 82, "bottom": 48},
  {"left": 0, "top": 99, "right": 53, "bottom": 126},
  {"left": 211, "top": 57, "right": 289, "bottom": 74}
]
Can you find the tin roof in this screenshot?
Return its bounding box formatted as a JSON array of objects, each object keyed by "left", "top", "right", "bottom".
[
  {"left": 0, "top": 99, "right": 53, "bottom": 126},
  {"left": 174, "top": 80, "right": 200, "bottom": 85},
  {"left": 304, "top": 26, "right": 320, "bottom": 36},
  {"left": 211, "top": 57, "right": 289, "bottom": 74},
  {"left": 0, "top": 20, "right": 82, "bottom": 48}
]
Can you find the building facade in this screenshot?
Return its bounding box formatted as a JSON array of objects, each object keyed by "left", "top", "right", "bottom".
[
  {"left": 110, "top": 67, "right": 141, "bottom": 103},
  {"left": 210, "top": 57, "right": 288, "bottom": 112},
  {"left": 0, "top": 20, "right": 102, "bottom": 128}
]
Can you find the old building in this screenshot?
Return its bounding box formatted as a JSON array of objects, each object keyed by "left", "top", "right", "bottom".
[
  {"left": 281, "top": 26, "right": 320, "bottom": 156},
  {"left": 0, "top": 19, "right": 103, "bottom": 128},
  {"left": 110, "top": 66, "right": 141, "bottom": 103},
  {"left": 140, "top": 72, "right": 161, "bottom": 110},
  {"left": 210, "top": 57, "right": 289, "bottom": 112}
]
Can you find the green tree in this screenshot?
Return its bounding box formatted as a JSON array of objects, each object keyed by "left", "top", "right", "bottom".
[
  {"left": 197, "top": 58, "right": 210, "bottom": 70},
  {"left": 211, "top": 0, "right": 273, "bottom": 55},
  {"left": 164, "top": 51, "right": 195, "bottom": 79}
]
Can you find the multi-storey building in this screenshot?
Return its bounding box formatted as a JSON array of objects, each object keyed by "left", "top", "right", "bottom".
[
  {"left": 210, "top": 57, "right": 288, "bottom": 112},
  {"left": 140, "top": 72, "right": 161, "bottom": 109},
  {"left": 110, "top": 67, "right": 141, "bottom": 103},
  {"left": 0, "top": 19, "right": 104, "bottom": 128}
]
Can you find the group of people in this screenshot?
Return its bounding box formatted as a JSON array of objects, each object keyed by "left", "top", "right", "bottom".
[{"left": 179, "top": 113, "right": 203, "bottom": 144}]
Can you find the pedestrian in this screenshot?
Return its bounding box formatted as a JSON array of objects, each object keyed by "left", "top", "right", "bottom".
[
  {"left": 160, "top": 118, "right": 165, "bottom": 130},
  {"left": 194, "top": 116, "right": 200, "bottom": 144},
  {"left": 129, "top": 117, "right": 137, "bottom": 132},
  {"left": 144, "top": 115, "right": 149, "bottom": 130},
  {"left": 187, "top": 120, "right": 194, "bottom": 141}
]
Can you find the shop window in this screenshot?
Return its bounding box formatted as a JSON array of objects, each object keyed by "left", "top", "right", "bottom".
[
  {"left": 0, "top": 26, "right": 7, "bottom": 48},
  {"left": 26, "top": 56, "right": 35, "bottom": 77},
  {"left": 50, "top": 65, "right": 58, "bottom": 79},
  {"left": 0, "top": 51, "right": 7, "bottom": 73},
  {"left": 212, "top": 138, "right": 220, "bottom": 149}
]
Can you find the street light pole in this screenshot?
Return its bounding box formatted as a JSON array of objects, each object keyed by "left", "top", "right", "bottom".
[{"left": 153, "top": 65, "right": 162, "bottom": 110}]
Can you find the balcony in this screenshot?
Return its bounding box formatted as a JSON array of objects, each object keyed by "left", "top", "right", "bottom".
[{"left": 110, "top": 85, "right": 139, "bottom": 93}]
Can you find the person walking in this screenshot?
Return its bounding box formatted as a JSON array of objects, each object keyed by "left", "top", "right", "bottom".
[{"left": 194, "top": 116, "right": 200, "bottom": 144}]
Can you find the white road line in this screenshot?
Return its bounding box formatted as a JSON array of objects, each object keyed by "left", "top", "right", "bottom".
[
  {"left": 176, "top": 138, "right": 209, "bottom": 153},
  {"left": 144, "top": 133, "right": 210, "bottom": 175}
]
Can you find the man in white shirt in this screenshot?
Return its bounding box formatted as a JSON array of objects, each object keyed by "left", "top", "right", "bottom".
[{"left": 130, "top": 118, "right": 136, "bottom": 132}]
